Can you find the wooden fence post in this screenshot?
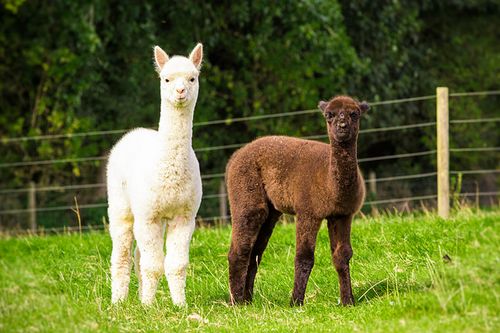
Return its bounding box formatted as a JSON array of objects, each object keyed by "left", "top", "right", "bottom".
[
  {"left": 437, "top": 87, "right": 450, "bottom": 218},
  {"left": 368, "top": 170, "right": 377, "bottom": 195},
  {"left": 219, "top": 180, "right": 228, "bottom": 222},
  {"left": 28, "top": 181, "right": 37, "bottom": 232}
]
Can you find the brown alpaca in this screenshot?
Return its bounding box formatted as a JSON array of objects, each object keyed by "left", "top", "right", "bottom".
[{"left": 225, "top": 95, "right": 369, "bottom": 306}]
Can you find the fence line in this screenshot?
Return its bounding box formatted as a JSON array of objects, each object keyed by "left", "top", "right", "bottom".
[
  {"left": 201, "top": 173, "right": 225, "bottom": 180},
  {"left": 1, "top": 168, "right": 498, "bottom": 196},
  {"left": 449, "top": 90, "right": 500, "bottom": 97},
  {"left": 0, "top": 129, "right": 129, "bottom": 143},
  {"left": 0, "top": 224, "right": 108, "bottom": 235},
  {"left": 0, "top": 203, "right": 107, "bottom": 215},
  {"left": 203, "top": 193, "right": 228, "bottom": 199},
  {"left": 358, "top": 150, "right": 437, "bottom": 163},
  {"left": 0, "top": 183, "right": 105, "bottom": 195},
  {"left": 195, "top": 150, "right": 442, "bottom": 180},
  {"left": 364, "top": 190, "right": 500, "bottom": 206},
  {"left": 2, "top": 191, "right": 498, "bottom": 234},
  {"left": 2, "top": 142, "right": 498, "bottom": 170},
  {"left": 457, "top": 191, "right": 500, "bottom": 198},
  {"left": 197, "top": 215, "right": 231, "bottom": 223},
  {"left": 1, "top": 94, "right": 442, "bottom": 144},
  {"left": 1, "top": 89, "right": 499, "bottom": 227},
  {"left": 1, "top": 116, "right": 499, "bottom": 170},
  {"left": 0, "top": 156, "right": 107, "bottom": 169},
  {"left": 187, "top": 121, "right": 440, "bottom": 154},
  {"left": 196, "top": 143, "right": 246, "bottom": 152},
  {"left": 450, "top": 169, "right": 500, "bottom": 175},
  {"left": 364, "top": 194, "right": 438, "bottom": 205},
  {"left": 0, "top": 147, "right": 440, "bottom": 170},
  {"left": 0, "top": 121, "right": 440, "bottom": 169},
  {"left": 193, "top": 109, "right": 318, "bottom": 127},
  {"left": 369, "top": 172, "right": 437, "bottom": 183},
  {"left": 2, "top": 113, "right": 496, "bottom": 145},
  {"left": 450, "top": 147, "right": 500, "bottom": 153},
  {"left": 3, "top": 90, "right": 498, "bottom": 144},
  {"left": 1, "top": 177, "right": 497, "bottom": 216},
  {"left": 450, "top": 117, "right": 500, "bottom": 124}
]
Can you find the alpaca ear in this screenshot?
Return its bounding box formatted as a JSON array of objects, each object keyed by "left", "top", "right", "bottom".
[
  {"left": 189, "top": 43, "right": 203, "bottom": 70},
  {"left": 318, "top": 100, "right": 328, "bottom": 113},
  {"left": 359, "top": 101, "right": 370, "bottom": 114},
  {"left": 154, "top": 46, "right": 169, "bottom": 74}
]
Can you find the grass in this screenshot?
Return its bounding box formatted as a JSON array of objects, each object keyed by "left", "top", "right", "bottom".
[{"left": 0, "top": 208, "right": 499, "bottom": 332}]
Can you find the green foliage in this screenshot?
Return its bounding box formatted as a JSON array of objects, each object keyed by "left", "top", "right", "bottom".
[
  {"left": 0, "top": 209, "right": 499, "bottom": 332},
  {"left": 0, "top": 0, "right": 25, "bottom": 13},
  {"left": 0, "top": 1, "right": 498, "bottom": 228},
  {"left": 423, "top": 10, "right": 499, "bottom": 172},
  {"left": 155, "top": 1, "right": 364, "bottom": 217}
]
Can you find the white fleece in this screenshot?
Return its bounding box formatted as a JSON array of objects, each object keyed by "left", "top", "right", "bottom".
[{"left": 107, "top": 44, "right": 203, "bottom": 306}]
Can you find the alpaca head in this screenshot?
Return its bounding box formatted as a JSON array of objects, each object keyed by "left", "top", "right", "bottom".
[
  {"left": 318, "top": 96, "right": 369, "bottom": 144},
  {"left": 154, "top": 43, "right": 203, "bottom": 109}
]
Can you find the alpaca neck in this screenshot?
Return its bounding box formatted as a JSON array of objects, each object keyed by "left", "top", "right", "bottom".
[
  {"left": 329, "top": 139, "right": 359, "bottom": 193},
  {"left": 158, "top": 100, "right": 194, "bottom": 144}
]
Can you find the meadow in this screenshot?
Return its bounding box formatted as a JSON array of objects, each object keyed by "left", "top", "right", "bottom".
[{"left": 0, "top": 208, "right": 498, "bottom": 332}]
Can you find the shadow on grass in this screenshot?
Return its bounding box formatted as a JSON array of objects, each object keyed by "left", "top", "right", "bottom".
[
  {"left": 193, "top": 278, "right": 430, "bottom": 308},
  {"left": 355, "top": 278, "right": 431, "bottom": 304}
]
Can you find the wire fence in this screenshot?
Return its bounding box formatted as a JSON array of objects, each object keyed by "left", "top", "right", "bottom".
[
  {"left": 1, "top": 117, "right": 498, "bottom": 169},
  {"left": 0, "top": 95, "right": 444, "bottom": 144},
  {"left": 0, "top": 90, "right": 499, "bottom": 232},
  {"left": 3, "top": 191, "right": 500, "bottom": 236},
  {"left": 0, "top": 120, "right": 442, "bottom": 168}
]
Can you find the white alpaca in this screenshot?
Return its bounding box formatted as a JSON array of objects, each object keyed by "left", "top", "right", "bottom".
[{"left": 107, "top": 43, "right": 203, "bottom": 306}]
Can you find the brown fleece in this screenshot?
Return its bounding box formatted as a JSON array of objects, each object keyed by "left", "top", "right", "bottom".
[{"left": 226, "top": 95, "right": 369, "bottom": 306}]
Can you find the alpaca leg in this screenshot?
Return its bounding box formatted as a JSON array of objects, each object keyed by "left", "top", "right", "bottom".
[
  {"left": 134, "top": 219, "right": 164, "bottom": 305},
  {"left": 164, "top": 216, "right": 195, "bottom": 306},
  {"left": 291, "top": 215, "right": 322, "bottom": 306},
  {"left": 134, "top": 222, "right": 165, "bottom": 301},
  {"left": 327, "top": 215, "right": 354, "bottom": 305},
  {"left": 228, "top": 205, "right": 268, "bottom": 305},
  {"left": 134, "top": 246, "right": 142, "bottom": 299},
  {"left": 109, "top": 217, "right": 134, "bottom": 304},
  {"left": 244, "top": 208, "right": 281, "bottom": 302}
]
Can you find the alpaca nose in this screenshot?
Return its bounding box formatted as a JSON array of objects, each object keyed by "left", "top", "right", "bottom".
[
  {"left": 339, "top": 122, "right": 346, "bottom": 128},
  {"left": 176, "top": 87, "right": 185, "bottom": 94}
]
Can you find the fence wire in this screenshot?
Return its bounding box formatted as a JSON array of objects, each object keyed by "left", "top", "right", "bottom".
[
  {"left": 2, "top": 90, "right": 498, "bottom": 144},
  {"left": 0, "top": 91, "right": 499, "bottom": 226},
  {"left": 3, "top": 191, "right": 499, "bottom": 236}
]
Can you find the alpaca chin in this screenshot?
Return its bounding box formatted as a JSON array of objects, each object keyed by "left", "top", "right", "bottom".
[
  {"left": 173, "top": 99, "right": 188, "bottom": 108},
  {"left": 333, "top": 131, "right": 351, "bottom": 142}
]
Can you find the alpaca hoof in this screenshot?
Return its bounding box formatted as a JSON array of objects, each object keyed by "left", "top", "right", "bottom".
[
  {"left": 290, "top": 298, "right": 304, "bottom": 307},
  {"left": 111, "top": 294, "right": 127, "bottom": 304},
  {"left": 340, "top": 294, "right": 355, "bottom": 306},
  {"left": 141, "top": 296, "right": 155, "bottom": 306},
  {"left": 172, "top": 300, "right": 187, "bottom": 307},
  {"left": 229, "top": 296, "right": 250, "bottom": 306},
  {"left": 170, "top": 292, "right": 187, "bottom": 307},
  {"left": 242, "top": 293, "right": 253, "bottom": 304}
]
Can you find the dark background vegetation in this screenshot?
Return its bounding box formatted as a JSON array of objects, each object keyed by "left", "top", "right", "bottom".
[{"left": 0, "top": 0, "right": 498, "bottom": 229}]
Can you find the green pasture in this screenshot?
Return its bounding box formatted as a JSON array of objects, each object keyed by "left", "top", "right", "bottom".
[{"left": 0, "top": 208, "right": 498, "bottom": 332}]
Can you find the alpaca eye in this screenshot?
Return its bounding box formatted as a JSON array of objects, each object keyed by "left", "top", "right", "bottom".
[
  {"left": 190, "top": 77, "right": 195, "bottom": 82},
  {"left": 165, "top": 78, "right": 170, "bottom": 83},
  {"left": 350, "top": 112, "right": 358, "bottom": 119},
  {"left": 326, "top": 112, "right": 334, "bottom": 120}
]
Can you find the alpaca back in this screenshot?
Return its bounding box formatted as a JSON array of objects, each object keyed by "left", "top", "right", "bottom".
[
  {"left": 226, "top": 135, "right": 364, "bottom": 217},
  {"left": 226, "top": 136, "right": 329, "bottom": 215}
]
